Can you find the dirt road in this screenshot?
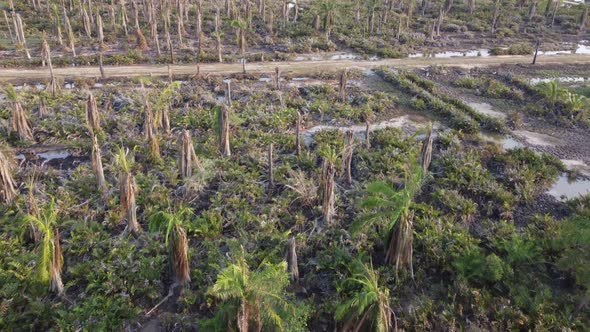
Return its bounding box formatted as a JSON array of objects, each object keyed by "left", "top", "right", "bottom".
[{"left": 1, "top": 54, "right": 589, "bottom": 81}]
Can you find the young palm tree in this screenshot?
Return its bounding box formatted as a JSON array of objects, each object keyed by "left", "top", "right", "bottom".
[
  {"left": 148, "top": 209, "right": 191, "bottom": 285},
  {"left": 0, "top": 147, "right": 18, "bottom": 204},
  {"left": 540, "top": 81, "right": 566, "bottom": 105},
  {"left": 115, "top": 146, "right": 141, "bottom": 235},
  {"left": 209, "top": 252, "right": 295, "bottom": 332},
  {"left": 357, "top": 159, "right": 423, "bottom": 276},
  {"left": 230, "top": 19, "right": 248, "bottom": 55},
  {"left": 335, "top": 260, "right": 395, "bottom": 332},
  {"left": 24, "top": 199, "right": 64, "bottom": 295},
  {"left": 6, "top": 84, "right": 34, "bottom": 142}
]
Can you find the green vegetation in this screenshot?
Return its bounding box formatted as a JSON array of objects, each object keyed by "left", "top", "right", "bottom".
[{"left": 0, "top": 66, "right": 589, "bottom": 331}]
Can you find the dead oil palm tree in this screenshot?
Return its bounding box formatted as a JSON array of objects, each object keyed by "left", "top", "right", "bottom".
[
  {"left": 341, "top": 131, "right": 354, "bottom": 186},
  {"left": 420, "top": 123, "right": 433, "bottom": 172},
  {"left": 217, "top": 105, "right": 231, "bottom": 157},
  {"left": 339, "top": 69, "right": 348, "bottom": 102},
  {"left": 286, "top": 236, "right": 299, "bottom": 282},
  {"left": 6, "top": 84, "right": 34, "bottom": 142},
  {"left": 115, "top": 146, "right": 141, "bottom": 235},
  {"left": 148, "top": 209, "right": 191, "bottom": 285},
  {"left": 85, "top": 93, "right": 101, "bottom": 135},
  {"left": 91, "top": 134, "right": 107, "bottom": 198},
  {"left": 24, "top": 199, "right": 64, "bottom": 295},
  {"left": 178, "top": 130, "right": 201, "bottom": 179},
  {"left": 41, "top": 33, "right": 60, "bottom": 96},
  {"left": 320, "top": 146, "right": 338, "bottom": 224},
  {"left": 335, "top": 259, "right": 395, "bottom": 332},
  {"left": 0, "top": 147, "right": 18, "bottom": 204}
]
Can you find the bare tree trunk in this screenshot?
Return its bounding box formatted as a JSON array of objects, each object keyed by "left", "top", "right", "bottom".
[
  {"left": 295, "top": 112, "right": 301, "bottom": 155},
  {"left": 219, "top": 105, "right": 231, "bottom": 157},
  {"left": 41, "top": 35, "right": 60, "bottom": 96},
  {"left": 196, "top": 0, "right": 203, "bottom": 57},
  {"left": 321, "top": 157, "right": 336, "bottom": 224},
  {"left": 420, "top": 124, "right": 433, "bottom": 172},
  {"left": 225, "top": 80, "right": 232, "bottom": 104},
  {"left": 179, "top": 129, "right": 200, "bottom": 178},
  {"left": 268, "top": 143, "right": 274, "bottom": 189},
  {"left": 338, "top": 69, "right": 348, "bottom": 103},
  {"left": 286, "top": 236, "right": 299, "bottom": 282},
  {"left": 86, "top": 93, "right": 101, "bottom": 135},
  {"left": 91, "top": 134, "right": 107, "bottom": 198},
  {"left": 341, "top": 131, "right": 354, "bottom": 186},
  {"left": 275, "top": 66, "right": 281, "bottom": 89},
  {"left": 83, "top": 7, "right": 92, "bottom": 38},
  {"left": 215, "top": 7, "right": 223, "bottom": 63},
  {"left": 99, "top": 51, "right": 106, "bottom": 79},
  {"left": 63, "top": 7, "right": 76, "bottom": 56},
  {"left": 581, "top": 6, "right": 588, "bottom": 32},
  {"left": 50, "top": 229, "right": 64, "bottom": 296},
  {"left": 121, "top": 171, "right": 140, "bottom": 234},
  {"left": 97, "top": 13, "right": 105, "bottom": 49},
  {"left": 365, "top": 121, "right": 370, "bottom": 148},
  {"left": 2, "top": 10, "right": 14, "bottom": 43},
  {"left": 15, "top": 14, "right": 31, "bottom": 59},
  {"left": 38, "top": 96, "right": 49, "bottom": 118}
]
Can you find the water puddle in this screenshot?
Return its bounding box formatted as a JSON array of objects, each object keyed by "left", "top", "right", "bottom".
[
  {"left": 15, "top": 149, "right": 72, "bottom": 166},
  {"left": 65, "top": 83, "right": 75, "bottom": 89},
  {"left": 575, "top": 44, "right": 590, "bottom": 54},
  {"left": 292, "top": 77, "right": 309, "bottom": 81},
  {"left": 467, "top": 102, "right": 506, "bottom": 118},
  {"left": 300, "top": 114, "right": 431, "bottom": 146},
  {"left": 530, "top": 77, "right": 588, "bottom": 85},
  {"left": 258, "top": 77, "right": 272, "bottom": 82},
  {"left": 548, "top": 174, "right": 590, "bottom": 200},
  {"left": 561, "top": 159, "right": 590, "bottom": 177},
  {"left": 409, "top": 49, "right": 490, "bottom": 58},
  {"left": 93, "top": 83, "right": 104, "bottom": 88},
  {"left": 482, "top": 134, "right": 524, "bottom": 149},
  {"left": 215, "top": 95, "right": 225, "bottom": 104},
  {"left": 513, "top": 130, "right": 562, "bottom": 147},
  {"left": 330, "top": 53, "right": 359, "bottom": 60}
]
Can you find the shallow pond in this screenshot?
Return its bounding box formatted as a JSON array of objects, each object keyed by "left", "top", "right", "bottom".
[
  {"left": 548, "top": 175, "right": 590, "bottom": 200},
  {"left": 409, "top": 49, "right": 490, "bottom": 58},
  {"left": 482, "top": 134, "right": 524, "bottom": 150}
]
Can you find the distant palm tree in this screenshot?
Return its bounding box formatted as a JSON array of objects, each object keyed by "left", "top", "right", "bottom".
[
  {"left": 230, "top": 19, "right": 248, "bottom": 55},
  {"left": 317, "top": 0, "right": 338, "bottom": 38},
  {"left": 24, "top": 199, "right": 64, "bottom": 295},
  {"left": 335, "top": 259, "right": 395, "bottom": 332},
  {"left": 209, "top": 252, "right": 294, "bottom": 332}
]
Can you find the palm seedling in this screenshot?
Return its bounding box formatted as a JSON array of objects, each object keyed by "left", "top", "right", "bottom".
[
  {"left": 0, "top": 147, "right": 18, "bottom": 204},
  {"left": 6, "top": 84, "right": 34, "bottom": 142},
  {"left": 178, "top": 130, "right": 201, "bottom": 179},
  {"left": 154, "top": 82, "right": 180, "bottom": 134},
  {"left": 357, "top": 158, "right": 423, "bottom": 277},
  {"left": 540, "top": 80, "right": 566, "bottom": 106},
  {"left": 335, "top": 259, "right": 395, "bottom": 332},
  {"left": 209, "top": 251, "right": 295, "bottom": 331},
  {"left": 24, "top": 199, "right": 64, "bottom": 295},
  {"left": 41, "top": 33, "right": 60, "bottom": 96},
  {"left": 320, "top": 146, "right": 338, "bottom": 224},
  {"left": 115, "top": 146, "right": 141, "bottom": 235},
  {"left": 148, "top": 209, "right": 191, "bottom": 285}
]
